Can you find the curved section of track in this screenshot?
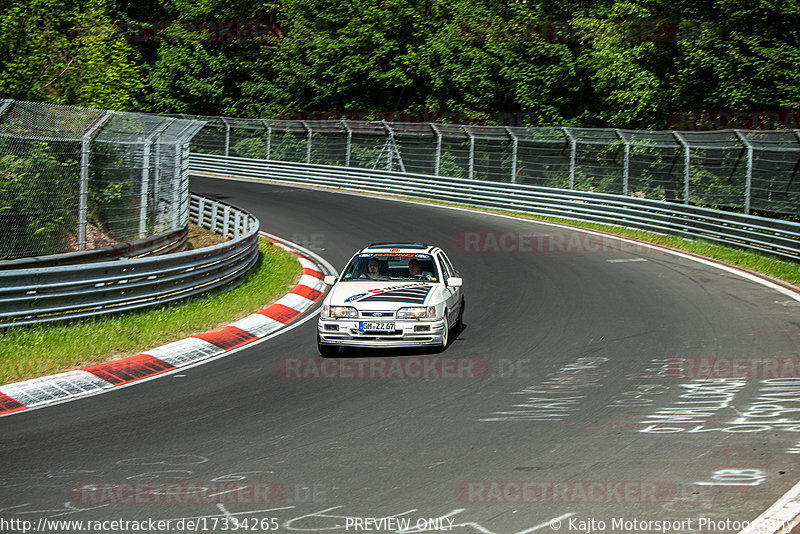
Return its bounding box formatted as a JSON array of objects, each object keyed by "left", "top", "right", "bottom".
[{"left": 0, "top": 176, "right": 798, "bottom": 534}]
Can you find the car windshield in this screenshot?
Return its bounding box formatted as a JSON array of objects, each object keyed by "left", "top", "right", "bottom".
[{"left": 340, "top": 253, "right": 439, "bottom": 282}]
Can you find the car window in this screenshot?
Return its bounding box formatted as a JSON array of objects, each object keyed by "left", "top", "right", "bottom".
[
  {"left": 439, "top": 252, "right": 458, "bottom": 276},
  {"left": 340, "top": 253, "right": 439, "bottom": 281},
  {"left": 437, "top": 253, "right": 453, "bottom": 281}
]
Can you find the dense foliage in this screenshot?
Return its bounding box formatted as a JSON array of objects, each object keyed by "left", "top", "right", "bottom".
[{"left": 2, "top": 0, "right": 799, "bottom": 128}]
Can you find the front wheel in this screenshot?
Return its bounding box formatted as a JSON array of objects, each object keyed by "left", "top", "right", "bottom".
[
  {"left": 436, "top": 313, "right": 449, "bottom": 352},
  {"left": 455, "top": 298, "right": 465, "bottom": 332},
  {"left": 317, "top": 333, "right": 339, "bottom": 357}
]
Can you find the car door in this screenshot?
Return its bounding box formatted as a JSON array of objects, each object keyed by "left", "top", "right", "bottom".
[{"left": 436, "top": 251, "right": 462, "bottom": 322}]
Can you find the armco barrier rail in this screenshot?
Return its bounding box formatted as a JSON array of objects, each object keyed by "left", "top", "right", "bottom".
[
  {"left": 0, "top": 193, "right": 259, "bottom": 328},
  {"left": 190, "top": 154, "right": 800, "bottom": 262},
  {"left": 0, "top": 228, "right": 189, "bottom": 270}
]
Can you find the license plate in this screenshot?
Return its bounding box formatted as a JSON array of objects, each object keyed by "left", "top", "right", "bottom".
[{"left": 359, "top": 322, "right": 395, "bottom": 332}]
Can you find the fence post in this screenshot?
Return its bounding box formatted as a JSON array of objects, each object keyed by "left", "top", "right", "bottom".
[
  {"left": 140, "top": 141, "right": 152, "bottom": 239},
  {"left": 562, "top": 127, "right": 577, "bottom": 190},
  {"left": 734, "top": 129, "right": 753, "bottom": 214},
  {"left": 301, "top": 120, "right": 312, "bottom": 163},
  {"left": 431, "top": 123, "right": 442, "bottom": 176},
  {"left": 673, "top": 132, "right": 691, "bottom": 204},
  {"left": 261, "top": 119, "right": 272, "bottom": 160},
  {"left": 342, "top": 120, "right": 352, "bottom": 167},
  {"left": 140, "top": 120, "right": 174, "bottom": 238},
  {"left": 615, "top": 129, "right": 630, "bottom": 196},
  {"left": 78, "top": 111, "right": 113, "bottom": 251},
  {"left": 464, "top": 126, "right": 475, "bottom": 179},
  {"left": 222, "top": 117, "right": 230, "bottom": 157},
  {"left": 0, "top": 99, "right": 11, "bottom": 120},
  {"left": 170, "top": 121, "right": 198, "bottom": 229},
  {"left": 382, "top": 120, "right": 393, "bottom": 170},
  {"left": 506, "top": 127, "right": 518, "bottom": 183}
]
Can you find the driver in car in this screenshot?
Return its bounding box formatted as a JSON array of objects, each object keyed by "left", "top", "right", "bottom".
[
  {"left": 408, "top": 258, "right": 432, "bottom": 279},
  {"left": 366, "top": 257, "right": 384, "bottom": 279}
]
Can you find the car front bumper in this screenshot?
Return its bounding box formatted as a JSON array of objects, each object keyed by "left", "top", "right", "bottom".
[{"left": 317, "top": 317, "right": 446, "bottom": 348}]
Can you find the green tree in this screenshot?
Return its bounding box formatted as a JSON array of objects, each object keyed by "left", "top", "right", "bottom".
[{"left": 0, "top": 0, "right": 143, "bottom": 110}]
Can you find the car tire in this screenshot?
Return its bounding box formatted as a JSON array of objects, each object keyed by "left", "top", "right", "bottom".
[
  {"left": 455, "top": 298, "right": 465, "bottom": 333},
  {"left": 436, "top": 312, "right": 449, "bottom": 352},
  {"left": 317, "top": 333, "right": 339, "bottom": 358}
]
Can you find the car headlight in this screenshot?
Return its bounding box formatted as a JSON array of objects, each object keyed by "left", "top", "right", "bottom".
[
  {"left": 324, "top": 305, "right": 359, "bottom": 319},
  {"left": 396, "top": 306, "right": 436, "bottom": 319}
]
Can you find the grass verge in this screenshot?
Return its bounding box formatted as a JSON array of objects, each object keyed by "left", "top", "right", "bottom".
[{"left": 0, "top": 238, "right": 301, "bottom": 385}]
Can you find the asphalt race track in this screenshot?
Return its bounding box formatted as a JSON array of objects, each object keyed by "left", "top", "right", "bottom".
[{"left": 1, "top": 175, "right": 799, "bottom": 534}]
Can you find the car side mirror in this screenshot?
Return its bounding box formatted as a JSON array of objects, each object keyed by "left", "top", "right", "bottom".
[
  {"left": 446, "top": 277, "right": 462, "bottom": 288},
  {"left": 324, "top": 275, "right": 337, "bottom": 285}
]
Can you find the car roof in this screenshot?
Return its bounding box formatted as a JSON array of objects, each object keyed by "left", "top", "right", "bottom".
[{"left": 362, "top": 243, "right": 438, "bottom": 254}]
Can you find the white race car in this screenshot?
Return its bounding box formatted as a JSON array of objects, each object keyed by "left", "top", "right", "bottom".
[{"left": 317, "top": 243, "right": 465, "bottom": 356}]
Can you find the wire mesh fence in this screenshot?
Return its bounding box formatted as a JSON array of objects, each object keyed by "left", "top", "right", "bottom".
[
  {"left": 0, "top": 99, "right": 205, "bottom": 261},
  {"left": 185, "top": 116, "right": 800, "bottom": 219}
]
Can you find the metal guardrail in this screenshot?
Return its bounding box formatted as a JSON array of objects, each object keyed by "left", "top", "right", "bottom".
[
  {"left": 191, "top": 154, "right": 800, "bottom": 262},
  {"left": 0, "top": 193, "right": 259, "bottom": 328},
  {"left": 0, "top": 228, "right": 189, "bottom": 270}
]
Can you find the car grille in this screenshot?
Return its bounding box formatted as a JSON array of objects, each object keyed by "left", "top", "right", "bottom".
[{"left": 359, "top": 311, "right": 394, "bottom": 318}]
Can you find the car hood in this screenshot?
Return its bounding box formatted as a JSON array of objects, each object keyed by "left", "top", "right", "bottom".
[{"left": 328, "top": 281, "right": 435, "bottom": 309}]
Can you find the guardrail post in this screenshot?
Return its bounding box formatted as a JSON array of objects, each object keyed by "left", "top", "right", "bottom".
[
  {"left": 211, "top": 201, "right": 219, "bottom": 233},
  {"left": 223, "top": 205, "right": 231, "bottom": 237},
  {"left": 78, "top": 111, "right": 113, "bottom": 251},
  {"left": 562, "top": 127, "right": 577, "bottom": 190},
  {"left": 464, "top": 126, "right": 475, "bottom": 179},
  {"left": 615, "top": 129, "right": 630, "bottom": 196},
  {"left": 342, "top": 120, "right": 353, "bottom": 167},
  {"left": 261, "top": 119, "right": 272, "bottom": 160},
  {"left": 673, "top": 132, "right": 691, "bottom": 204},
  {"left": 506, "top": 127, "right": 518, "bottom": 183},
  {"left": 198, "top": 197, "right": 206, "bottom": 228},
  {"left": 734, "top": 130, "right": 753, "bottom": 214},
  {"left": 431, "top": 123, "right": 442, "bottom": 176},
  {"left": 222, "top": 117, "right": 231, "bottom": 157},
  {"left": 301, "top": 120, "right": 312, "bottom": 164}
]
